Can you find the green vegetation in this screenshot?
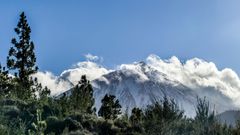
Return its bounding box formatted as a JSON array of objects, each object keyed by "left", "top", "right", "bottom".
[
  {"left": 70, "top": 75, "right": 95, "bottom": 114},
  {"left": 0, "top": 12, "right": 240, "bottom": 135},
  {"left": 98, "top": 94, "right": 121, "bottom": 120},
  {"left": 7, "top": 12, "right": 39, "bottom": 100}
]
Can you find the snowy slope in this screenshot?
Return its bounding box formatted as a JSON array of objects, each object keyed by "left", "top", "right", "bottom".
[
  {"left": 92, "top": 62, "right": 197, "bottom": 116},
  {"left": 57, "top": 61, "right": 238, "bottom": 117}
]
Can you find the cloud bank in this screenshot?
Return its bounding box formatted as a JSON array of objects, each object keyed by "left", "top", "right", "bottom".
[
  {"left": 146, "top": 54, "right": 240, "bottom": 106},
  {"left": 33, "top": 71, "right": 72, "bottom": 95},
  {"left": 60, "top": 61, "right": 110, "bottom": 85},
  {"left": 33, "top": 61, "right": 110, "bottom": 95},
  {"left": 33, "top": 54, "right": 240, "bottom": 107}
]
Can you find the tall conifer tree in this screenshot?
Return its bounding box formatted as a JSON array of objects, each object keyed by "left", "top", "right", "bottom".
[
  {"left": 98, "top": 94, "right": 121, "bottom": 120},
  {"left": 7, "top": 12, "right": 38, "bottom": 99},
  {"left": 70, "top": 75, "right": 95, "bottom": 114}
]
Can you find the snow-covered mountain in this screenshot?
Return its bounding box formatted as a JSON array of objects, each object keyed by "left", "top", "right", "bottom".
[
  {"left": 34, "top": 54, "right": 240, "bottom": 117},
  {"left": 57, "top": 60, "right": 238, "bottom": 117},
  {"left": 92, "top": 62, "right": 197, "bottom": 116}
]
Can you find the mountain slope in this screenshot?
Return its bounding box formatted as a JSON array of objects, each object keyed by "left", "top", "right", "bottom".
[
  {"left": 216, "top": 110, "right": 240, "bottom": 127},
  {"left": 92, "top": 62, "right": 198, "bottom": 116},
  {"left": 57, "top": 60, "right": 239, "bottom": 117}
]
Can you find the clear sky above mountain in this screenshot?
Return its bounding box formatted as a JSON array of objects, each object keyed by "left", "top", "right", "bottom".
[{"left": 0, "top": 0, "right": 240, "bottom": 74}]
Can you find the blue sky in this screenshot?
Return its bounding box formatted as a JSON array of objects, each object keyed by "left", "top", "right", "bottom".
[{"left": 0, "top": 0, "right": 240, "bottom": 74}]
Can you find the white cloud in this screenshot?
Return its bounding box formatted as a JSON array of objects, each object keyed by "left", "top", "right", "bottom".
[
  {"left": 32, "top": 71, "right": 72, "bottom": 95},
  {"left": 60, "top": 61, "right": 110, "bottom": 85},
  {"left": 85, "top": 53, "right": 103, "bottom": 62},
  {"left": 33, "top": 61, "right": 111, "bottom": 95},
  {"left": 118, "top": 62, "right": 149, "bottom": 82},
  {"left": 146, "top": 54, "right": 240, "bottom": 106}
]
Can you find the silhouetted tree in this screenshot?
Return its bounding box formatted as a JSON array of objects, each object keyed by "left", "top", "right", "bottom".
[
  {"left": 7, "top": 12, "right": 38, "bottom": 100},
  {"left": 233, "top": 119, "right": 240, "bottom": 135},
  {"left": 57, "top": 93, "right": 69, "bottom": 117},
  {"left": 195, "top": 97, "right": 215, "bottom": 123},
  {"left": 98, "top": 94, "right": 121, "bottom": 120},
  {"left": 194, "top": 97, "right": 216, "bottom": 135},
  {"left": 70, "top": 75, "right": 95, "bottom": 114},
  {"left": 143, "top": 96, "right": 184, "bottom": 134},
  {"left": 0, "top": 64, "right": 13, "bottom": 97},
  {"left": 130, "top": 107, "right": 143, "bottom": 126}
]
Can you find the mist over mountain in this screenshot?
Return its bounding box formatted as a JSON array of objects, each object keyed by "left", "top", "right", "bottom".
[{"left": 33, "top": 54, "right": 240, "bottom": 117}]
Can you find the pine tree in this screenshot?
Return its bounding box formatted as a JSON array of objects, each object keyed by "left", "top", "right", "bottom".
[
  {"left": 143, "top": 96, "right": 184, "bottom": 134},
  {"left": 0, "top": 64, "right": 13, "bottom": 98},
  {"left": 98, "top": 94, "right": 121, "bottom": 120},
  {"left": 70, "top": 75, "right": 95, "bottom": 114},
  {"left": 130, "top": 107, "right": 143, "bottom": 126},
  {"left": 58, "top": 93, "right": 69, "bottom": 117},
  {"left": 195, "top": 97, "right": 215, "bottom": 123},
  {"left": 7, "top": 12, "right": 38, "bottom": 100},
  {"left": 36, "top": 82, "right": 51, "bottom": 104},
  {"left": 194, "top": 97, "right": 216, "bottom": 134}
]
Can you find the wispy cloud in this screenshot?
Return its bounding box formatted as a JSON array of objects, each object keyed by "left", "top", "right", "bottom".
[{"left": 84, "top": 53, "right": 103, "bottom": 62}]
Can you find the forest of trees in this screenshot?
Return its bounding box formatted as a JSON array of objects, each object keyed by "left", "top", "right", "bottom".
[{"left": 1, "top": 12, "right": 240, "bottom": 135}]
